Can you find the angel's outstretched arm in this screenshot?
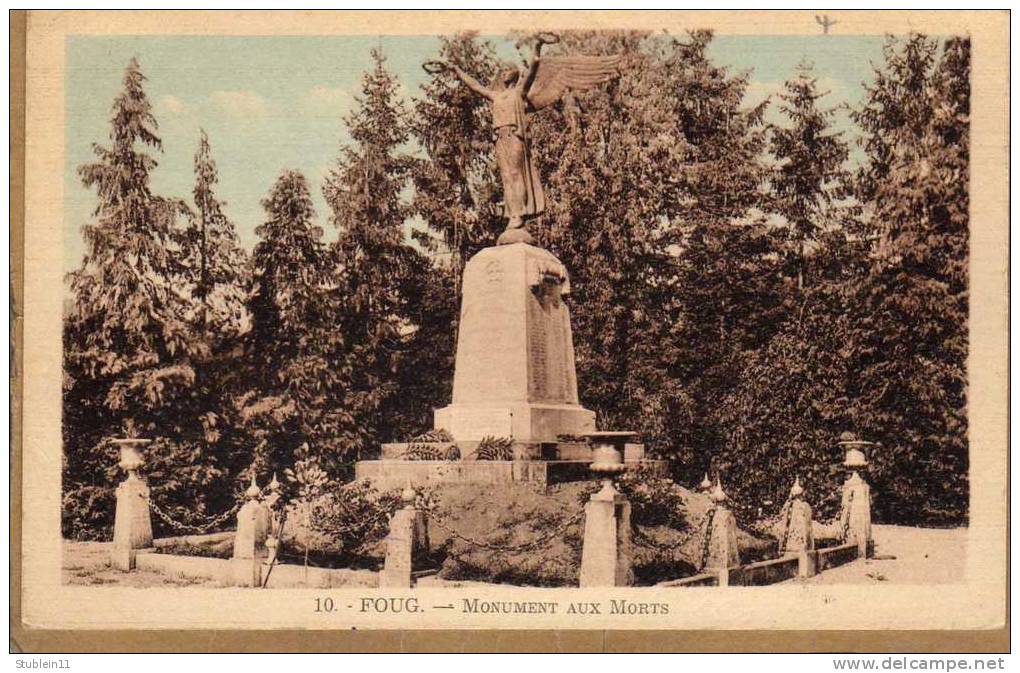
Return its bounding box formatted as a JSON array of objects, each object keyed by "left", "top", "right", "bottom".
[
  {"left": 450, "top": 65, "right": 495, "bottom": 100},
  {"left": 522, "top": 41, "right": 544, "bottom": 93}
]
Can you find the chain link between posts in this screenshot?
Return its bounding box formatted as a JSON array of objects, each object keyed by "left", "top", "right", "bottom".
[
  {"left": 839, "top": 489, "right": 853, "bottom": 542},
  {"left": 629, "top": 504, "right": 719, "bottom": 572},
  {"left": 811, "top": 488, "right": 852, "bottom": 542},
  {"left": 698, "top": 505, "right": 719, "bottom": 570},
  {"left": 776, "top": 496, "right": 795, "bottom": 555},
  {"left": 426, "top": 506, "right": 585, "bottom": 554},
  {"left": 630, "top": 505, "right": 714, "bottom": 557},
  {"left": 148, "top": 499, "right": 241, "bottom": 535}
]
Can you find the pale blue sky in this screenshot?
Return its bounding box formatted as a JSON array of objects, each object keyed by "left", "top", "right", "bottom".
[{"left": 64, "top": 34, "right": 888, "bottom": 270}]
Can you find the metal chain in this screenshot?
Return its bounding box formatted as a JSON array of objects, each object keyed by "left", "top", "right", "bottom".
[
  {"left": 839, "top": 489, "right": 854, "bottom": 542},
  {"left": 808, "top": 488, "right": 852, "bottom": 541},
  {"left": 698, "top": 506, "right": 718, "bottom": 571},
  {"left": 777, "top": 497, "right": 794, "bottom": 555},
  {"left": 631, "top": 508, "right": 712, "bottom": 554},
  {"left": 428, "top": 508, "right": 585, "bottom": 554},
  {"left": 740, "top": 493, "right": 791, "bottom": 539},
  {"left": 325, "top": 516, "right": 389, "bottom": 539},
  {"left": 148, "top": 499, "right": 240, "bottom": 535}
]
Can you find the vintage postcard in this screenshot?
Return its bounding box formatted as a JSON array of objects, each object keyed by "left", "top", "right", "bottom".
[{"left": 13, "top": 9, "right": 1008, "bottom": 649}]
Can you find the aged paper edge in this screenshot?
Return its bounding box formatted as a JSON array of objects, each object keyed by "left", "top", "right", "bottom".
[{"left": 10, "top": 9, "right": 1009, "bottom": 653}]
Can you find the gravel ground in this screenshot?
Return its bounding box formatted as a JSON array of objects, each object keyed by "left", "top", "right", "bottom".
[{"left": 795, "top": 524, "right": 966, "bottom": 585}]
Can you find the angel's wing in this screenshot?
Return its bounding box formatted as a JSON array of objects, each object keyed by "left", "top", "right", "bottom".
[{"left": 525, "top": 54, "right": 623, "bottom": 111}]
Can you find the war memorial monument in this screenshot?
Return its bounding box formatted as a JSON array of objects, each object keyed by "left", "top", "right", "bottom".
[{"left": 354, "top": 38, "right": 662, "bottom": 488}]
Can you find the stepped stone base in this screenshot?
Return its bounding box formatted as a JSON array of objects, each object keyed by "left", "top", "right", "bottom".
[
  {"left": 433, "top": 402, "right": 596, "bottom": 444},
  {"left": 355, "top": 459, "right": 666, "bottom": 490},
  {"left": 382, "top": 440, "right": 646, "bottom": 462}
]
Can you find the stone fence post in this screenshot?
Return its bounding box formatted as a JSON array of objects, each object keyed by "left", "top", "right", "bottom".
[
  {"left": 838, "top": 434, "right": 874, "bottom": 558},
  {"left": 781, "top": 477, "right": 815, "bottom": 578},
  {"left": 579, "top": 480, "right": 634, "bottom": 588},
  {"left": 111, "top": 439, "right": 154, "bottom": 571},
  {"left": 703, "top": 480, "right": 740, "bottom": 586},
  {"left": 230, "top": 475, "right": 270, "bottom": 587},
  {"left": 842, "top": 472, "right": 872, "bottom": 558},
  {"left": 380, "top": 485, "right": 430, "bottom": 588}
]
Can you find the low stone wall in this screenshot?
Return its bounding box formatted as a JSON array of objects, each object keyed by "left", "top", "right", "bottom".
[
  {"left": 379, "top": 441, "right": 648, "bottom": 463},
  {"left": 815, "top": 542, "right": 859, "bottom": 573},
  {"left": 659, "top": 542, "right": 861, "bottom": 588},
  {"left": 135, "top": 550, "right": 230, "bottom": 583},
  {"left": 136, "top": 550, "right": 380, "bottom": 588},
  {"left": 732, "top": 555, "right": 801, "bottom": 586},
  {"left": 152, "top": 532, "right": 234, "bottom": 549},
  {"left": 657, "top": 572, "right": 720, "bottom": 587},
  {"left": 262, "top": 562, "right": 378, "bottom": 589}
]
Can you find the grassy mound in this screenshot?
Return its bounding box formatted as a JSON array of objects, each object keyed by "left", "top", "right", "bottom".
[
  {"left": 279, "top": 474, "right": 777, "bottom": 586},
  {"left": 426, "top": 478, "right": 775, "bottom": 586},
  {"left": 429, "top": 481, "right": 589, "bottom": 586}
]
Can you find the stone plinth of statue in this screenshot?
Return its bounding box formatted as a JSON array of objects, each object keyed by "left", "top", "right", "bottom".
[{"left": 434, "top": 243, "right": 596, "bottom": 443}]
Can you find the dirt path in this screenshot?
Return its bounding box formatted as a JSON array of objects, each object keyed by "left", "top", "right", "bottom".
[{"left": 797, "top": 524, "right": 966, "bottom": 585}]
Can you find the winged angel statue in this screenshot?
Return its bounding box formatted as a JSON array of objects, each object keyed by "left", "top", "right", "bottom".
[{"left": 428, "top": 35, "right": 622, "bottom": 244}]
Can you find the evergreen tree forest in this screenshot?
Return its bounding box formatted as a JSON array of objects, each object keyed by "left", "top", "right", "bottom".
[{"left": 63, "top": 32, "right": 970, "bottom": 539}]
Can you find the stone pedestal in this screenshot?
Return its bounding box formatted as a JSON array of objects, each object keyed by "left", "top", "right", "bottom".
[
  {"left": 842, "top": 472, "right": 872, "bottom": 558},
  {"left": 434, "top": 243, "right": 595, "bottom": 442},
  {"left": 111, "top": 473, "right": 153, "bottom": 571},
  {"left": 704, "top": 506, "right": 740, "bottom": 586},
  {"left": 783, "top": 499, "right": 814, "bottom": 553},
  {"left": 380, "top": 503, "right": 430, "bottom": 589},
  {"left": 579, "top": 481, "right": 633, "bottom": 587},
  {"left": 231, "top": 499, "right": 270, "bottom": 587},
  {"left": 783, "top": 498, "right": 815, "bottom": 578}
]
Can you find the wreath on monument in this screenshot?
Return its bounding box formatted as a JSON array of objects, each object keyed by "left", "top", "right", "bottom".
[
  {"left": 403, "top": 428, "right": 460, "bottom": 461},
  {"left": 474, "top": 436, "right": 515, "bottom": 461},
  {"left": 405, "top": 443, "right": 461, "bottom": 461}
]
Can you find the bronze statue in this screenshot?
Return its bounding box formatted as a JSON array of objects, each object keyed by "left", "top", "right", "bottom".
[{"left": 426, "top": 35, "right": 622, "bottom": 245}]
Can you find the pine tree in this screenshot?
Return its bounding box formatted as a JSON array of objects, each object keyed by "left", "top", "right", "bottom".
[
  {"left": 712, "top": 279, "right": 858, "bottom": 523},
  {"left": 240, "top": 170, "right": 336, "bottom": 474},
  {"left": 654, "top": 31, "right": 789, "bottom": 480},
  {"left": 68, "top": 57, "right": 198, "bottom": 419},
  {"left": 63, "top": 58, "right": 218, "bottom": 539},
  {"left": 847, "top": 35, "right": 970, "bottom": 524},
  {"left": 323, "top": 48, "right": 448, "bottom": 458},
  {"left": 770, "top": 61, "right": 851, "bottom": 290},
  {"left": 705, "top": 62, "right": 862, "bottom": 519},
  {"left": 164, "top": 130, "right": 254, "bottom": 489},
  {"left": 184, "top": 129, "right": 249, "bottom": 344}
]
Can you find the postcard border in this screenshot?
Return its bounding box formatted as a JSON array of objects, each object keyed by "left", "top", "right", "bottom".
[{"left": 10, "top": 9, "right": 1009, "bottom": 653}]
